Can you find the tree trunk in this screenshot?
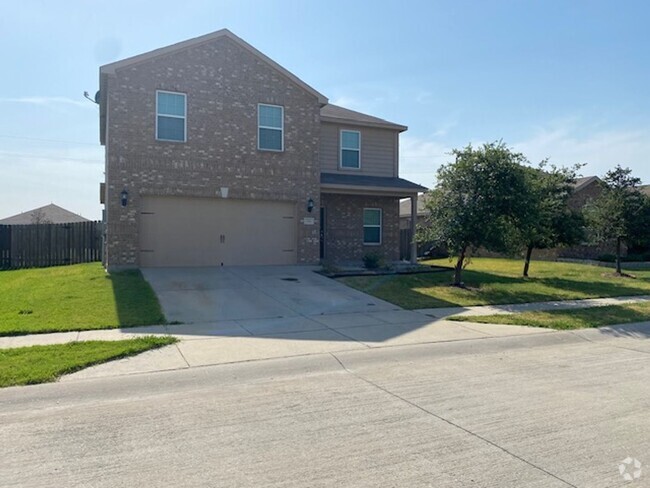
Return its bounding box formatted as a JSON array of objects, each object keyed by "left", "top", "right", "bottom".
[
  {"left": 523, "top": 245, "right": 534, "bottom": 277},
  {"left": 453, "top": 247, "right": 466, "bottom": 286},
  {"left": 616, "top": 237, "right": 622, "bottom": 275}
]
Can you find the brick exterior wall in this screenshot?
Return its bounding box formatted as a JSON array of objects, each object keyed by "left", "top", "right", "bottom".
[
  {"left": 568, "top": 180, "right": 601, "bottom": 210},
  {"left": 103, "top": 36, "right": 321, "bottom": 268},
  {"left": 321, "top": 193, "right": 399, "bottom": 264}
]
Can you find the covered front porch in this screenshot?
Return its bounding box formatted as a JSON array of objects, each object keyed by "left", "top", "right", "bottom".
[{"left": 319, "top": 173, "right": 426, "bottom": 265}]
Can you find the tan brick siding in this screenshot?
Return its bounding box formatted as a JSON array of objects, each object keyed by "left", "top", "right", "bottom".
[
  {"left": 104, "top": 36, "right": 321, "bottom": 267},
  {"left": 321, "top": 193, "right": 399, "bottom": 264}
]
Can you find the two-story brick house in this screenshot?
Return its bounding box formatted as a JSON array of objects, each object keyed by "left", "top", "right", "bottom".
[{"left": 99, "top": 29, "right": 424, "bottom": 270}]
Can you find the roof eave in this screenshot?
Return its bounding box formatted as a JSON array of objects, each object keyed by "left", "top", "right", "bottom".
[
  {"left": 320, "top": 115, "right": 407, "bottom": 132},
  {"left": 321, "top": 183, "right": 423, "bottom": 197}
]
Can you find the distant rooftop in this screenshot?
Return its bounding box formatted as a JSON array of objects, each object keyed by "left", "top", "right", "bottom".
[
  {"left": 399, "top": 193, "right": 429, "bottom": 217},
  {"left": 399, "top": 176, "right": 604, "bottom": 217},
  {"left": 574, "top": 175, "right": 600, "bottom": 192},
  {"left": 0, "top": 204, "right": 90, "bottom": 225}
]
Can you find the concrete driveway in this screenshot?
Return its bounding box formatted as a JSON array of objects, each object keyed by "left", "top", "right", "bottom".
[{"left": 142, "top": 265, "right": 399, "bottom": 323}]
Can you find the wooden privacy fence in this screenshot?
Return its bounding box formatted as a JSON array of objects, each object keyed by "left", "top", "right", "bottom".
[{"left": 0, "top": 221, "right": 103, "bottom": 270}]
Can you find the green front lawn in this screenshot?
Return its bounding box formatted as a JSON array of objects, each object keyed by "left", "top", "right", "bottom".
[
  {"left": 0, "top": 263, "right": 166, "bottom": 335},
  {"left": 338, "top": 258, "right": 650, "bottom": 309},
  {"left": 0, "top": 336, "right": 177, "bottom": 387},
  {"left": 449, "top": 302, "right": 650, "bottom": 330}
]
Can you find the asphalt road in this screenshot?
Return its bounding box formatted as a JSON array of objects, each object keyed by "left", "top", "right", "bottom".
[{"left": 2, "top": 331, "right": 649, "bottom": 487}]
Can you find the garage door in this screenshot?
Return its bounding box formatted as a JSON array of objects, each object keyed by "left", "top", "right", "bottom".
[{"left": 139, "top": 196, "right": 297, "bottom": 267}]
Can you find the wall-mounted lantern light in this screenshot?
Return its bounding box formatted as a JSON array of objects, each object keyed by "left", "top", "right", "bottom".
[
  {"left": 307, "top": 197, "right": 315, "bottom": 213},
  {"left": 120, "top": 189, "right": 129, "bottom": 207}
]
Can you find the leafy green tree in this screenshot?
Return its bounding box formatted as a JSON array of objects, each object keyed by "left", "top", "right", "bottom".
[
  {"left": 419, "top": 142, "right": 529, "bottom": 286},
  {"left": 517, "top": 163, "right": 585, "bottom": 277},
  {"left": 584, "top": 165, "right": 647, "bottom": 274}
]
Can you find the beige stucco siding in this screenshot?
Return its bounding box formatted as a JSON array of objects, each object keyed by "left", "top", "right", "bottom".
[{"left": 319, "top": 122, "right": 397, "bottom": 177}]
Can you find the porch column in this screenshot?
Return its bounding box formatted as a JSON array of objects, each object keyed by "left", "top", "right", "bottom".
[{"left": 410, "top": 194, "right": 418, "bottom": 264}]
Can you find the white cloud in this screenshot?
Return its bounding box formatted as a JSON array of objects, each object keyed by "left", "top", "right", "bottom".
[
  {"left": 0, "top": 96, "right": 92, "bottom": 109},
  {"left": 513, "top": 120, "right": 650, "bottom": 181},
  {"left": 0, "top": 146, "right": 104, "bottom": 220},
  {"left": 328, "top": 96, "right": 368, "bottom": 111},
  {"left": 399, "top": 136, "right": 452, "bottom": 189},
  {"left": 415, "top": 91, "right": 434, "bottom": 104},
  {"left": 329, "top": 84, "right": 400, "bottom": 113}
]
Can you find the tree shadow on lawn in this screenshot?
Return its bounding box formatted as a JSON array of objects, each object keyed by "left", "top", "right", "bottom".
[
  {"left": 106, "top": 270, "right": 166, "bottom": 327},
  {"left": 377, "top": 269, "right": 650, "bottom": 309},
  {"left": 535, "top": 275, "right": 650, "bottom": 299},
  {"left": 373, "top": 270, "right": 556, "bottom": 309}
]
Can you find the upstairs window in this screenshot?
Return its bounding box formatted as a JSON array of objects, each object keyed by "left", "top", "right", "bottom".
[
  {"left": 258, "top": 104, "right": 284, "bottom": 151},
  {"left": 340, "top": 130, "right": 360, "bottom": 169},
  {"left": 363, "top": 208, "right": 382, "bottom": 245},
  {"left": 156, "top": 91, "right": 186, "bottom": 142}
]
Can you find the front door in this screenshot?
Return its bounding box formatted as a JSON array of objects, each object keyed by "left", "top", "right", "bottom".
[{"left": 319, "top": 207, "right": 325, "bottom": 260}]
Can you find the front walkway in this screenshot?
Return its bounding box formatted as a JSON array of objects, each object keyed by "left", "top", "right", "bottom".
[{"left": 2, "top": 295, "right": 650, "bottom": 382}]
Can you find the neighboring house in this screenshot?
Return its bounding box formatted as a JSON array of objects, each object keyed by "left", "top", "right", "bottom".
[
  {"left": 399, "top": 177, "right": 603, "bottom": 226},
  {"left": 568, "top": 175, "right": 602, "bottom": 210},
  {"left": 400, "top": 175, "right": 622, "bottom": 260},
  {"left": 639, "top": 184, "right": 650, "bottom": 198},
  {"left": 0, "top": 204, "right": 89, "bottom": 225},
  {"left": 399, "top": 193, "right": 428, "bottom": 230},
  {"left": 98, "top": 29, "right": 425, "bottom": 269}
]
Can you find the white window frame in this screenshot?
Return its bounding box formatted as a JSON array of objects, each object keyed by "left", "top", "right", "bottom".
[
  {"left": 155, "top": 90, "right": 187, "bottom": 142},
  {"left": 258, "top": 103, "right": 284, "bottom": 152},
  {"left": 340, "top": 129, "right": 361, "bottom": 170},
  {"left": 363, "top": 208, "right": 382, "bottom": 245}
]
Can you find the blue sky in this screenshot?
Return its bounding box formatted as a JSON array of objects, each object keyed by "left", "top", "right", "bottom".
[{"left": 1, "top": 0, "right": 648, "bottom": 220}]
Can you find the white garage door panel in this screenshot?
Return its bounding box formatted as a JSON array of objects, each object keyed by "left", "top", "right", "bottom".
[{"left": 139, "top": 196, "right": 297, "bottom": 267}]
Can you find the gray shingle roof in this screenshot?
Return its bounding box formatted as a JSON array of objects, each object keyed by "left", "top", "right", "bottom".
[
  {"left": 399, "top": 194, "right": 429, "bottom": 217},
  {"left": 574, "top": 175, "right": 600, "bottom": 192},
  {"left": 0, "top": 204, "right": 90, "bottom": 225},
  {"left": 320, "top": 104, "right": 407, "bottom": 131},
  {"left": 321, "top": 173, "right": 426, "bottom": 192}
]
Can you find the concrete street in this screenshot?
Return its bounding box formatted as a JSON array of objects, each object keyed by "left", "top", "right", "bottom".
[{"left": 2, "top": 329, "right": 650, "bottom": 487}]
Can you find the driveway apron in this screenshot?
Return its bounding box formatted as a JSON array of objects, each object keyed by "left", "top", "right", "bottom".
[{"left": 141, "top": 266, "right": 398, "bottom": 324}]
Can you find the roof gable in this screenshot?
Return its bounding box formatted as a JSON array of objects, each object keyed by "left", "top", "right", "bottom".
[
  {"left": 573, "top": 175, "right": 600, "bottom": 192},
  {"left": 0, "top": 204, "right": 90, "bottom": 225},
  {"left": 100, "top": 29, "right": 328, "bottom": 105}
]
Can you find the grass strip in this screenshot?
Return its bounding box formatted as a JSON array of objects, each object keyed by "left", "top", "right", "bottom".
[
  {"left": 0, "top": 336, "right": 177, "bottom": 387},
  {"left": 449, "top": 302, "right": 650, "bottom": 330}
]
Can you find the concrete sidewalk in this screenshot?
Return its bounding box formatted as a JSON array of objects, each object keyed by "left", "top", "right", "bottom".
[
  {"left": 57, "top": 313, "right": 558, "bottom": 380},
  {"left": 418, "top": 294, "right": 650, "bottom": 318},
  {"left": 5, "top": 327, "right": 650, "bottom": 487},
  {"left": 2, "top": 294, "right": 650, "bottom": 382}
]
